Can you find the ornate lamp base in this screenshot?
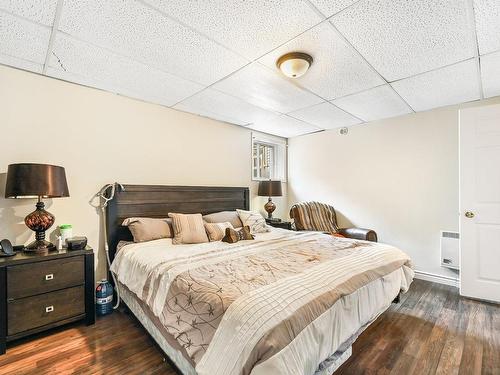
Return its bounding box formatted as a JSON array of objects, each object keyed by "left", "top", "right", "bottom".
[
  {"left": 25, "top": 239, "right": 56, "bottom": 253},
  {"left": 24, "top": 200, "right": 56, "bottom": 254},
  {"left": 264, "top": 197, "right": 277, "bottom": 219}
]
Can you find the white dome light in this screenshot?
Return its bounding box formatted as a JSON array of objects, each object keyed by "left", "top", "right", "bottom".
[{"left": 276, "top": 52, "right": 313, "bottom": 79}]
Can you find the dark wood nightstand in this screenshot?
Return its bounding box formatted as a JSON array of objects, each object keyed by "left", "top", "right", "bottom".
[
  {"left": 0, "top": 247, "right": 95, "bottom": 355},
  {"left": 266, "top": 219, "right": 293, "bottom": 230}
]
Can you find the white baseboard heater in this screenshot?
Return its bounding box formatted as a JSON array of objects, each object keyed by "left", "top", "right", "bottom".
[{"left": 440, "top": 231, "right": 459, "bottom": 270}]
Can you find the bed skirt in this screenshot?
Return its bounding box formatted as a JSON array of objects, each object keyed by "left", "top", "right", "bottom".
[{"left": 117, "top": 282, "right": 359, "bottom": 375}]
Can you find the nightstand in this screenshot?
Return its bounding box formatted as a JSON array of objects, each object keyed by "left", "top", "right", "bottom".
[
  {"left": 266, "top": 219, "right": 293, "bottom": 230},
  {"left": 0, "top": 247, "right": 95, "bottom": 355}
]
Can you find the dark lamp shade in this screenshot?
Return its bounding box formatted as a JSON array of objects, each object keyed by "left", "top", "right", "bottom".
[
  {"left": 258, "top": 180, "right": 283, "bottom": 197},
  {"left": 5, "top": 163, "right": 70, "bottom": 199}
]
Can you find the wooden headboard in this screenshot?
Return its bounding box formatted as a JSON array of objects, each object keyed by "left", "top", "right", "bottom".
[{"left": 105, "top": 184, "right": 249, "bottom": 261}]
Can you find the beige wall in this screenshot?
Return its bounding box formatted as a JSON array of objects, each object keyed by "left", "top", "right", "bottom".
[
  {"left": 0, "top": 65, "right": 287, "bottom": 280},
  {"left": 6, "top": 62, "right": 498, "bottom": 283},
  {"left": 288, "top": 96, "right": 500, "bottom": 280}
]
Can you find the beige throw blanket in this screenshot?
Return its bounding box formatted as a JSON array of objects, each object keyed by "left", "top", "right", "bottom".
[{"left": 118, "top": 231, "right": 413, "bottom": 375}]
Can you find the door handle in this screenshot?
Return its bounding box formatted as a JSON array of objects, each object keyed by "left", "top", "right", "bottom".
[
  {"left": 45, "top": 306, "right": 54, "bottom": 313},
  {"left": 465, "top": 211, "right": 475, "bottom": 218},
  {"left": 45, "top": 274, "right": 54, "bottom": 281}
]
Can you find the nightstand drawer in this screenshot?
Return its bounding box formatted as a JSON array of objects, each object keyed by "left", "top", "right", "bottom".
[
  {"left": 7, "top": 256, "right": 84, "bottom": 299},
  {"left": 7, "top": 285, "right": 85, "bottom": 336}
]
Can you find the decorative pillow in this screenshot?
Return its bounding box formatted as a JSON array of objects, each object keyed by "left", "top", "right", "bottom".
[
  {"left": 236, "top": 209, "right": 269, "bottom": 234},
  {"left": 204, "top": 222, "right": 234, "bottom": 242},
  {"left": 168, "top": 213, "right": 209, "bottom": 244},
  {"left": 222, "top": 226, "right": 254, "bottom": 244},
  {"left": 203, "top": 211, "right": 243, "bottom": 229},
  {"left": 122, "top": 217, "right": 173, "bottom": 242}
]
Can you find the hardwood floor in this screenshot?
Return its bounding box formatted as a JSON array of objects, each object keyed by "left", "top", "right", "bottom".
[
  {"left": 0, "top": 279, "right": 498, "bottom": 375},
  {"left": 0, "top": 309, "right": 174, "bottom": 375},
  {"left": 336, "top": 279, "right": 500, "bottom": 375}
]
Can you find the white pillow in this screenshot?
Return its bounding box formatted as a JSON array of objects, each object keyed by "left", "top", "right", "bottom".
[{"left": 236, "top": 209, "right": 269, "bottom": 234}]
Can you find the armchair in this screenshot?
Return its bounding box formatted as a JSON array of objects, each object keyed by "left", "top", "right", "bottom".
[{"left": 289, "top": 201, "right": 377, "bottom": 242}]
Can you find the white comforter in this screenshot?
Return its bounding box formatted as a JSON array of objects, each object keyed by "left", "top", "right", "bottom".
[{"left": 111, "top": 228, "right": 413, "bottom": 375}]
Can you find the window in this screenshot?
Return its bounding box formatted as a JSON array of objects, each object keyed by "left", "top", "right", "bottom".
[{"left": 252, "top": 134, "right": 286, "bottom": 181}]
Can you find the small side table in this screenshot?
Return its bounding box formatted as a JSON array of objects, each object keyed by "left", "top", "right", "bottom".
[
  {"left": 266, "top": 219, "right": 293, "bottom": 230},
  {"left": 0, "top": 247, "right": 95, "bottom": 355}
]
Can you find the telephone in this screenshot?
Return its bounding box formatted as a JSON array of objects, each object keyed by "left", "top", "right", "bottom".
[{"left": 0, "top": 239, "right": 15, "bottom": 257}]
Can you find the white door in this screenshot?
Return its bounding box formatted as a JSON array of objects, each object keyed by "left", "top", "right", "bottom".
[{"left": 460, "top": 104, "right": 500, "bottom": 303}]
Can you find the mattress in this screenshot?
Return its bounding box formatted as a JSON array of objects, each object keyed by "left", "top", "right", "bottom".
[{"left": 111, "top": 228, "right": 413, "bottom": 375}]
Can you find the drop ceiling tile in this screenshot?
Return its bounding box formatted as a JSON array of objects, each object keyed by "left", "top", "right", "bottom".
[
  {"left": 248, "top": 114, "right": 321, "bottom": 138},
  {"left": 58, "top": 0, "right": 247, "bottom": 85},
  {"left": 288, "top": 102, "right": 361, "bottom": 129},
  {"left": 48, "top": 65, "right": 161, "bottom": 107},
  {"left": 0, "top": 0, "right": 58, "bottom": 25},
  {"left": 46, "top": 66, "right": 117, "bottom": 92},
  {"left": 332, "top": 85, "right": 412, "bottom": 122},
  {"left": 308, "top": 0, "right": 359, "bottom": 17},
  {"left": 0, "top": 12, "right": 50, "bottom": 64},
  {"left": 259, "top": 22, "right": 384, "bottom": 100},
  {"left": 213, "top": 62, "right": 323, "bottom": 113},
  {"left": 391, "top": 59, "right": 481, "bottom": 112},
  {"left": 480, "top": 51, "right": 500, "bottom": 98},
  {"left": 473, "top": 0, "right": 500, "bottom": 55},
  {"left": 0, "top": 53, "right": 42, "bottom": 73},
  {"left": 48, "top": 66, "right": 174, "bottom": 108},
  {"left": 173, "top": 88, "right": 278, "bottom": 126},
  {"left": 331, "top": 0, "right": 476, "bottom": 81},
  {"left": 48, "top": 34, "right": 205, "bottom": 107},
  {"left": 143, "top": 0, "right": 323, "bottom": 60}
]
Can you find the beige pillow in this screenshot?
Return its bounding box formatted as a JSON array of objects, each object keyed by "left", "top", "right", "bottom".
[
  {"left": 168, "top": 213, "right": 209, "bottom": 244},
  {"left": 236, "top": 209, "right": 269, "bottom": 234},
  {"left": 203, "top": 211, "right": 243, "bottom": 229},
  {"left": 122, "top": 217, "right": 173, "bottom": 242},
  {"left": 204, "top": 222, "right": 234, "bottom": 241}
]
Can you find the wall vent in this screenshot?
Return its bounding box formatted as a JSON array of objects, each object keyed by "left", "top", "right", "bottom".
[
  {"left": 442, "top": 231, "right": 459, "bottom": 239},
  {"left": 440, "top": 231, "right": 459, "bottom": 270}
]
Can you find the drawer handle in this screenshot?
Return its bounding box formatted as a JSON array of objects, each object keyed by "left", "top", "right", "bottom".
[
  {"left": 45, "top": 274, "right": 54, "bottom": 281},
  {"left": 45, "top": 306, "right": 54, "bottom": 313}
]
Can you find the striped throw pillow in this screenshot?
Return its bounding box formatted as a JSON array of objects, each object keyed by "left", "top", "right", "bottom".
[
  {"left": 168, "top": 213, "right": 209, "bottom": 244},
  {"left": 204, "top": 222, "right": 234, "bottom": 241},
  {"left": 236, "top": 209, "right": 269, "bottom": 234}
]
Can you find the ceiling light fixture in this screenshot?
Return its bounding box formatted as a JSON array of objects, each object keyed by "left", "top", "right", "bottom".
[{"left": 276, "top": 52, "right": 313, "bottom": 79}]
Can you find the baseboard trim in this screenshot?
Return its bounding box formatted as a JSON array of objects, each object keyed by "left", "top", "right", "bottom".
[{"left": 414, "top": 270, "right": 459, "bottom": 288}]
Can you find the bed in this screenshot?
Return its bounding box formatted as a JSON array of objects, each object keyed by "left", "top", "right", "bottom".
[{"left": 106, "top": 185, "right": 414, "bottom": 375}]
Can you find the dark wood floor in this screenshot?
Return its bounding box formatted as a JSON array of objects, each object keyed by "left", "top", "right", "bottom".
[
  {"left": 0, "top": 279, "right": 498, "bottom": 375},
  {"left": 336, "top": 279, "right": 499, "bottom": 375}
]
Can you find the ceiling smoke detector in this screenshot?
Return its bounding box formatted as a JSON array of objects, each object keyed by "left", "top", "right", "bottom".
[{"left": 276, "top": 52, "right": 313, "bottom": 78}]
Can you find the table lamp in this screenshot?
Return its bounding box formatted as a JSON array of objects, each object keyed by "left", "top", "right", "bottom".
[
  {"left": 5, "top": 163, "right": 70, "bottom": 253},
  {"left": 258, "top": 180, "right": 283, "bottom": 221}
]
